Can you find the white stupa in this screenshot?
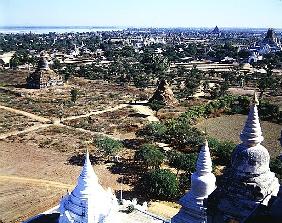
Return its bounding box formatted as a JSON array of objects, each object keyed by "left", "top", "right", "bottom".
[
  {"left": 171, "top": 141, "right": 216, "bottom": 223},
  {"left": 59, "top": 151, "right": 120, "bottom": 223}
]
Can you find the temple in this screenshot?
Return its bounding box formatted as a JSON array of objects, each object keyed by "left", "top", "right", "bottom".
[
  {"left": 207, "top": 93, "right": 281, "bottom": 222},
  {"left": 59, "top": 151, "right": 120, "bottom": 223},
  {"left": 172, "top": 140, "right": 216, "bottom": 223},
  {"left": 26, "top": 53, "right": 63, "bottom": 89}
]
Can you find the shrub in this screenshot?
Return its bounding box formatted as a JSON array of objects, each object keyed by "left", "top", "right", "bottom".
[
  {"left": 148, "top": 99, "right": 165, "bottom": 116},
  {"left": 70, "top": 89, "right": 79, "bottom": 103},
  {"left": 168, "top": 151, "right": 197, "bottom": 174},
  {"left": 208, "top": 138, "right": 235, "bottom": 166},
  {"left": 136, "top": 169, "right": 180, "bottom": 200},
  {"left": 95, "top": 137, "right": 123, "bottom": 158},
  {"left": 136, "top": 122, "right": 167, "bottom": 142},
  {"left": 179, "top": 172, "right": 191, "bottom": 192},
  {"left": 165, "top": 119, "right": 204, "bottom": 149},
  {"left": 134, "top": 144, "right": 165, "bottom": 169}
]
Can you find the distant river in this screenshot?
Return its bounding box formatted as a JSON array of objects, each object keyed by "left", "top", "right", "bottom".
[{"left": 0, "top": 26, "right": 124, "bottom": 34}]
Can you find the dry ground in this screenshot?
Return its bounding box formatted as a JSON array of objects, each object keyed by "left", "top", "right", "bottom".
[
  {"left": 0, "top": 137, "right": 130, "bottom": 223},
  {"left": 0, "top": 110, "right": 39, "bottom": 134},
  {"left": 196, "top": 114, "right": 282, "bottom": 157},
  {"left": 62, "top": 106, "right": 149, "bottom": 139},
  {"left": 0, "top": 72, "right": 149, "bottom": 118}
]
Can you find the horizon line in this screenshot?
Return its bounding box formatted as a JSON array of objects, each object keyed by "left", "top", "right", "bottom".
[{"left": 0, "top": 25, "right": 281, "bottom": 30}]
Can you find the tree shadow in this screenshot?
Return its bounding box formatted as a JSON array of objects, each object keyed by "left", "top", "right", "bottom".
[
  {"left": 109, "top": 161, "right": 145, "bottom": 186},
  {"left": 114, "top": 190, "right": 147, "bottom": 204},
  {"left": 67, "top": 153, "right": 99, "bottom": 166},
  {"left": 122, "top": 138, "right": 147, "bottom": 150},
  {"left": 128, "top": 113, "right": 149, "bottom": 118}
]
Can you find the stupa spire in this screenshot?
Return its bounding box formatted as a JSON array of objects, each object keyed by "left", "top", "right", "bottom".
[
  {"left": 171, "top": 141, "right": 216, "bottom": 223},
  {"left": 71, "top": 151, "right": 99, "bottom": 199},
  {"left": 59, "top": 151, "right": 120, "bottom": 223},
  {"left": 196, "top": 140, "right": 213, "bottom": 175},
  {"left": 240, "top": 92, "right": 264, "bottom": 146}
]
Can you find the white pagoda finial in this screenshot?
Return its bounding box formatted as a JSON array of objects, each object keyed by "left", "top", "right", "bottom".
[
  {"left": 59, "top": 151, "right": 120, "bottom": 223},
  {"left": 240, "top": 92, "right": 264, "bottom": 146},
  {"left": 71, "top": 151, "right": 99, "bottom": 199},
  {"left": 196, "top": 140, "right": 213, "bottom": 175},
  {"left": 171, "top": 141, "right": 216, "bottom": 223}
]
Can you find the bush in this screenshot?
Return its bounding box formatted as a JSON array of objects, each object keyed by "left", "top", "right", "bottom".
[
  {"left": 134, "top": 144, "right": 165, "bottom": 169},
  {"left": 208, "top": 138, "right": 235, "bottom": 166},
  {"left": 136, "top": 169, "right": 180, "bottom": 200},
  {"left": 70, "top": 89, "right": 79, "bottom": 103},
  {"left": 136, "top": 122, "right": 167, "bottom": 142},
  {"left": 95, "top": 137, "right": 123, "bottom": 158},
  {"left": 165, "top": 119, "right": 204, "bottom": 149},
  {"left": 179, "top": 172, "right": 191, "bottom": 192},
  {"left": 168, "top": 151, "right": 197, "bottom": 174},
  {"left": 148, "top": 99, "right": 165, "bottom": 115}
]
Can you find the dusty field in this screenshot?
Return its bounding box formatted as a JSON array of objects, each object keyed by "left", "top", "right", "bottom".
[
  {"left": 0, "top": 110, "right": 39, "bottom": 134},
  {"left": 0, "top": 73, "right": 149, "bottom": 118},
  {"left": 196, "top": 114, "right": 281, "bottom": 157},
  {"left": 63, "top": 106, "right": 149, "bottom": 139},
  {"left": 0, "top": 137, "right": 130, "bottom": 223}
]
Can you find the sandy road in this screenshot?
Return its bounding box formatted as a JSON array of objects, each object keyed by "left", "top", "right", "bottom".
[
  {"left": 0, "top": 103, "right": 128, "bottom": 140},
  {"left": 61, "top": 103, "right": 128, "bottom": 121},
  {"left": 0, "top": 123, "right": 53, "bottom": 140},
  {"left": 0, "top": 175, "right": 74, "bottom": 189},
  {"left": 0, "top": 105, "right": 50, "bottom": 123},
  {"left": 131, "top": 104, "right": 159, "bottom": 122}
]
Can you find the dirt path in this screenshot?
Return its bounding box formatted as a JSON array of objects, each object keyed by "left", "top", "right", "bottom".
[
  {"left": 131, "top": 104, "right": 159, "bottom": 122},
  {"left": 61, "top": 103, "right": 128, "bottom": 121},
  {"left": 58, "top": 123, "right": 121, "bottom": 140},
  {"left": 0, "top": 104, "right": 128, "bottom": 140},
  {"left": 0, "top": 123, "right": 52, "bottom": 140},
  {"left": 0, "top": 105, "right": 50, "bottom": 123},
  {"left": 0, "top": 175, "right": 73, "bottom": 189}
]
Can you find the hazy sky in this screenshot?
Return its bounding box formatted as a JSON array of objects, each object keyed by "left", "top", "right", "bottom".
[{"left": 0, "top": 0, "right": 282, "bottom": 28}]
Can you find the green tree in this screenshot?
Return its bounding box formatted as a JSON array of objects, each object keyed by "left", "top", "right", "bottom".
[
  {"left": 95, "top": 137, "right": 123, "bottom": 159},
  {"left": 10, "top": 54, "right": 20, "bottom": 69},
  {"left": 270, "top": 157, "right": 282, "bottom": 181},
  {"left": 181, "top": 66, "right": 203, "bottom": 98},
  {"left": 136, "top": 122, "right": 167, "bottom": 142},
  {"left": 134, "top": 144, "right": 165, "bottom": 169},
  {"left": 136, "top": 169, "right": 180, "bottom": 200},
  {"left": 148, "top": 99, "right": 165, "bottom": 117},
  {"left": 52, "top": 58, "right": 61, "bottom": 70},
  {"left": 208, "top": 138, "right": 235, "bottom": 166},
  {"left": 166, "top": 118, "right": 204, "bottom": 149},
  {"left": 70, "top": 89, "right": 79, "bottom": 103},
  {"left": 168, "top": 151, "right": 197, "bottom": 175}
]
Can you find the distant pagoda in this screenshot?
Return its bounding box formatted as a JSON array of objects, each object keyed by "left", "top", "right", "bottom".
[
  {"left": 149, "top": 79, "right": 178, "bottom": 106},
  {"left": 207, "top": 93, "right": 280, "bottom": 222},
  {"left": 26, "top": 53, "right": 63, "bottom": 89},
  {"left": 172, "top": 141, "right": 216, "bottom": 223},
  {"left": 262, "top": 28, "right": 280, "bottom": 46},
  {"left": 211, "top": 26, "right": 220, "bottom": 35},
  {"left": 59, "top": 152, "right": 120, "bottom": 223}
]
